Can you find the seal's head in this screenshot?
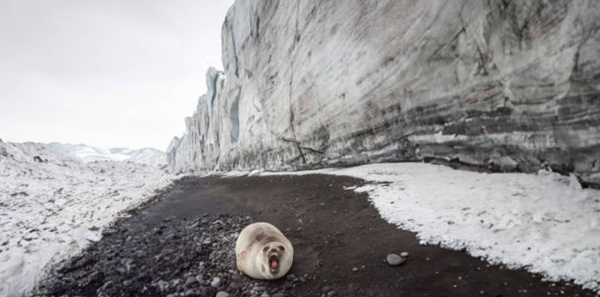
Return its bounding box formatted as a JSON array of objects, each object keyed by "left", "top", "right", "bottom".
[
  {"left": 261, "top": 241, "right": 290, "bottom": 277},
  {"left": 235, "top": 222, "right": 294, "bottom": 280}
]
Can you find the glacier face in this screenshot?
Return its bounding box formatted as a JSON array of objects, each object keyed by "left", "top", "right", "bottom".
[
  {"left": 168, "top": 0, "right": 600, "bottom": 184},
  {"left": 46, "top": 143, "right": 167, "bottom": 167}
]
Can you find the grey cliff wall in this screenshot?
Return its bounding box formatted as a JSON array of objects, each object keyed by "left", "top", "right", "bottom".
[{"left": 168, "top": 0, "right": 600, "bottom": 185}]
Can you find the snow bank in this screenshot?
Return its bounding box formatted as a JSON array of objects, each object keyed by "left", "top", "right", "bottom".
[
  {"left": 261, "top": 163, "right": 600, "bottom": 292},
  {"left": 46, "top": 142, "right": 167, "bottom": 167},
  {"left": 0, "top": 142, "right": 172, "bottom": 297}
]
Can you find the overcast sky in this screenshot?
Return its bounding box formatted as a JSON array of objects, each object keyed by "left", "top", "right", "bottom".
[{"left": 0, "top": 0, "right": 234, "bottom": 150}]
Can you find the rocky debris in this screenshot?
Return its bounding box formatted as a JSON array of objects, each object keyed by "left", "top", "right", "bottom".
[
  {"left": 211, "top": 277, "right": 222, "bottom": 288},
  {"left": 386, "top": 253, "right": 406, "bottom": 266},
  {"left": 33, "top": 214, "right": 311, "bottom": 297},
  {"left": 400, "top": 252, "right": 409, "bottom": 257},
  {"left": 0, "top": 144, "right": 7, "bottom": 158},
  {"left": 33, "top": 156, "right": 45, "bottom": 163}
]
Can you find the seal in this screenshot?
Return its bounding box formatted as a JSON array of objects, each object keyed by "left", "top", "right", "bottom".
[{"left": 235, "top": 222, "right": 294, "bottom": 280}]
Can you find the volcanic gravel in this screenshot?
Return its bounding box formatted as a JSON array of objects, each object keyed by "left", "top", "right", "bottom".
[
  {"left": 32, "top": 174, "right": 595, "bottom": 297},
  {"left": 34, "top": 214, "right": 308, "bottom": 297}
]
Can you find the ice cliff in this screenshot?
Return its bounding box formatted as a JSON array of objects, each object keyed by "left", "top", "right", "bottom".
[{"left": 168, "top": 0, "right": 600, "bottom": 185}]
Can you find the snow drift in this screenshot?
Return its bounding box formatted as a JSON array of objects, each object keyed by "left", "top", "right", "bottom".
[
  {"left": 260, "top": 163, "right": 600, "bottom": 292},
  {"left": 46, "top": 143, "right": 167, "bottom": 167},
  {"left": 0, "top": 141, "right": 171, "bottom": 297}
]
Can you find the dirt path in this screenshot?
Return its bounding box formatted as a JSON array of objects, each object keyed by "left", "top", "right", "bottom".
[{"left": 36, "top": 174, "right": 594, "bottom": 297}]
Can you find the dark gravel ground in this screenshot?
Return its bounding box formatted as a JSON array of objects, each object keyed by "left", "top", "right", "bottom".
[
  {"left": 33, "top": 174, "right": 596, "bottom": 297},
  {"left": 35, "top": 213, "right": 303, "bottom": 297}
]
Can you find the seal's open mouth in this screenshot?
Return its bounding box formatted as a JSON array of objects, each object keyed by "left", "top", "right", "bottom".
[{"left": 269, "top": 255, "right": 279, "bottom": 273}]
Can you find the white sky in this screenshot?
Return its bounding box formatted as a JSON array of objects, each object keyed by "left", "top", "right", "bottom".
[{"left": 0, "top": 0, "right": 234, "bottom": 151}]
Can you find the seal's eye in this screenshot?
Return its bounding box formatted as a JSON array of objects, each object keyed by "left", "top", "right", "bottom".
[
  {"left": 278, "top": 245, "right": 285, "bottom": 251},
  {"left": 263, "top": 246, "right": 270, "bottom": 252}
]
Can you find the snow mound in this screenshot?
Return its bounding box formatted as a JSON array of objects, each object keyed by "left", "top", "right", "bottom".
[
  {"left": 0, "top": 141, "right": 172, "bottom": 297},
  {"left": 46, "top": 142, "right": 167, "bottom": 167}
]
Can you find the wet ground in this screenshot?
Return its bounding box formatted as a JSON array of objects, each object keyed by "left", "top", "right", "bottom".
[{"left": 35, "top": 174, "right": 595, "bottom": 297}]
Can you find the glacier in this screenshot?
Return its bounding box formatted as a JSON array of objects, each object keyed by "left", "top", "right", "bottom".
[
  {"left": 167, "top": 0, "right": 600, "bottom": 186},
  {"left": 46, "top": 143, "right": 167, "bottom": 167}
]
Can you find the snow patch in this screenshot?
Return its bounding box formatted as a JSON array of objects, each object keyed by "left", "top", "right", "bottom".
[
  {"left": 46, "top": 142, "right": 167, "bottom": 167},
  {"left": 0, "top": 142, "right": 172, "bottom": 297},
  {"left": 260, "top": 163, "right": 600, "bottom": 293}
]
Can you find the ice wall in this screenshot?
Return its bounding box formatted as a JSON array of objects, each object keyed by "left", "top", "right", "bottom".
[{"left": 168, "top": 0, "right": 600, "bottom": 185}]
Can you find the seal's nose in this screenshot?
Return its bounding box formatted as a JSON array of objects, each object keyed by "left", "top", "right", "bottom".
[{"left": 270, "top": 248, "right": 278, "bottom": 253}]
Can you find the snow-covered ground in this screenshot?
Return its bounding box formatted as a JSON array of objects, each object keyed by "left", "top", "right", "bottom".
[
  {"left": 2, "top": 138, "right": 598, "bottom": 296},
  {"left": 259, "top": 163, "right": 600, "bottom": 293},
  {"left": 0, "top": 141, "right": 172, "bottom": 297},
  {"left": 46, "top": 142, "right": 167, "bottom": 167}
]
